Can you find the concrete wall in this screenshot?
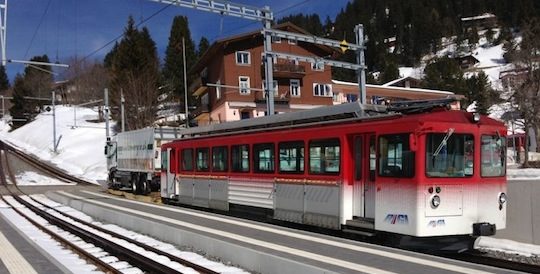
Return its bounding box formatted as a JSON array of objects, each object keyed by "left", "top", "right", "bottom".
[{"left": 495, "top": 179, "right": 540, "bottom": 245}]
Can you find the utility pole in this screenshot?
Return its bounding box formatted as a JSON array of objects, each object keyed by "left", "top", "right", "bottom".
[
  {"left": 120, "top": 89, "right": 125, "bottom": 132},
  {"left": 182, "top": 37, "right": 189, "bottom": 127},
  {"left": 104, "top": 88, "right": 110, "bottom": 143},
  {"left": 52, "top": 90, "right": 57, "bottom": 153}
]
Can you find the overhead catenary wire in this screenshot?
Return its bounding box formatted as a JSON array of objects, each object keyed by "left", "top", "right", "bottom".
[
  {"left": 66, "top": 0, "right": 312, "bottom": 73},
  {"left": 60, "top": 2, "right": 174, "bottom": 78},
  {"left": 23, "top": 0, "right": 53, "bottom": 59}
]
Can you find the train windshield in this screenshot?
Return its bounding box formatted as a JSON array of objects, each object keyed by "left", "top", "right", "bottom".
[
  {"left": 481, "top": 135, "right": 506, "bottom": 177},
  {"left": 426, "top": 133, "right": 474, "bottom": 177}
]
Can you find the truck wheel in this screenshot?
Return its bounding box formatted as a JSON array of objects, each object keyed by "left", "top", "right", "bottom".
[
  {"left": 139, "top": 174, "right": 150, "bottom": 195},
  {"left": 142, "top": 181, "right": 150, "bottom": 195},
  {"left": 131, "top": 175, "right": 140, "bottom": 195}
]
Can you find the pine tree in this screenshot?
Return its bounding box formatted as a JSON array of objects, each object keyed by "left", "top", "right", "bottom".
[
  {"left": 423, "top": 57, "right": 467, "bottom": 99},
  {"left": 162, "top": 16, "right": 197, "bottom": 108},
  {"left": 106, "top": 16, "right": 160, "bottom": 130},
  {"left": 197, "top": 37, "right": 210, "bottom": 58},
  {"left": 0, "top": 66, "right": 9, "bottom": 93},
  {"left": 466, "top": 72, "right": 493, "bottom": 114},
  {"left": 9, "top": 74, "right": 35, "bottom": 129},
  {"left": 277, "top": 13, "right": 324, "bottom": 36},
  {"left": 379, "top": 61, "right": 400, "bottom": 84}
]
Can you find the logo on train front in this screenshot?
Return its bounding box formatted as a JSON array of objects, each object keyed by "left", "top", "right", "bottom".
[{"left": 384, "top": 214, "right": 408, "bottom": 224}]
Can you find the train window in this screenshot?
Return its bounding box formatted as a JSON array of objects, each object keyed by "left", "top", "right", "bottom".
[
  {"left": 379, "top": 134, "right": 414, "bottom": 178},
  {"left": 181, "top": 148, "right": 194, "bottom": 171},
  {"left": 254, "top": 143, "right": 275, "bottom": 173},
  {"left": 196, "top": 148, "right": 210, "bottom": 172},
  {"left": 279, "top": 141, "right": 304, "bottom": 173},
  {"left": 232, "top": 145, "right": 250, "bottom": 172},
  {"left": 426, "top": 133, "right": 474, "bottom": 178},
  {"left": 309, "top": 139, "right": 340, "bottom": 174},
  {"left": 369, "top": 136, "right": 376, "bottom": 181},
  {"left": 212, "top": 146, "right": 228, "bottom": 172},
  {"left": 481, "top": 135, "right": 506, "bottom": 177}
]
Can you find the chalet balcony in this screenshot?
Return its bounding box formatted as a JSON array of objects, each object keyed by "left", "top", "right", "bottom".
[
  {"left": 189, "top": 76, "right": 209, "bottom": 97},
  {"left": 261, "top": 63, "right": 306, "bottom": 78}
]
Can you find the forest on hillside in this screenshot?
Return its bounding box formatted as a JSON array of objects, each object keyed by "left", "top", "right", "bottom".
[{"left": 278, "top": 0, "right": 540, "bottom": 81}]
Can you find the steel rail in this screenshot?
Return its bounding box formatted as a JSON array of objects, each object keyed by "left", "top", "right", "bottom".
[
  {"left": 0, "top": 146, "right": 122, "bottom": 274},
  {"left": 0, "top": 141, "right": 92, "bottom": 185},
  {"left": 1, "top": 143, "right": 220, "bottom": 274}
]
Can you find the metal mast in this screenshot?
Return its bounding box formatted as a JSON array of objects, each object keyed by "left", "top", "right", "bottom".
[{"left": 0, "top": 0, "right": 6, "bottom": 66}]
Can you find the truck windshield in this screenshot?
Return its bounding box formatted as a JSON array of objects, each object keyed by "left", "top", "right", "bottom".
[
  {"left": 426, "top": 133, "right": 474, "bottom": 177},
  {"left": 481, "top": 135, "right": 506, "bottom": 177}
]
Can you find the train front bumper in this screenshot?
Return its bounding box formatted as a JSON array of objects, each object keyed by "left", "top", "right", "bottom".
[{"left": 473, "top": 222, "right": 496, "bottom": 236}]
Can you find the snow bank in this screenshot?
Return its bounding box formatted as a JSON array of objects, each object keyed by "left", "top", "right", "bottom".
[{"left": 0, "top": 106, "right": 109, "bottom": 184}]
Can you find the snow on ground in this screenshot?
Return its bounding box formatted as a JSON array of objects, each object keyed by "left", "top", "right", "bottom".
[
  {"left": 0, "top": 106, "right": 108, "bottom": 184},
  {"left": 15, "top": 171, "right": 74, "bottom": 186}
]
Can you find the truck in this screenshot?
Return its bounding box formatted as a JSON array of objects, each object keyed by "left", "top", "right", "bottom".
[{"left": 105, "top": 127, "right": 181, "bottom": 194}]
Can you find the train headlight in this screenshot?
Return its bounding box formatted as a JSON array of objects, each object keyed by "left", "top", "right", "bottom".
[
  {"left": 431, "top": 195, "right": 441, "bottom": 208},
  {"left": 498, "top": 192, "right": 507, "bottom": 205}
]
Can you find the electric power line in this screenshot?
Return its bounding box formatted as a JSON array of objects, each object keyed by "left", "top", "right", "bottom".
[
  {"left": 62, "top": 0, "right": 313, "bottom": 77},
  {"left": 208, "top": 0, "right": 312, "bottom": 42},
  {"left": 61, "top": 2, "right": 173, "bottom": 77},
  {"left": 24, "top": 0, "right": 53, "bottom": 59}
]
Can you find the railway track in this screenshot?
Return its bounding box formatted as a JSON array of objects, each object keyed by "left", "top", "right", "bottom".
[
  {"left": 0, "top": 140, "right": 93, "bottom": 185},
  {"left": 0, "top": 144, "right": 221, "bottom": 274}
]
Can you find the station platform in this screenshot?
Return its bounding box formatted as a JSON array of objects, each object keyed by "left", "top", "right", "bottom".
[
  {"left": 0, "top": 210, "right": 67, "bottom": 274},
  {"left": 47, "top": 188, "right": 522, "bottom": 274}
]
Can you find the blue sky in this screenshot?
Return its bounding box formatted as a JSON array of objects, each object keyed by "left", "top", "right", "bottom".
[{"left": 6, "top": 0, "right": 351, "bottom": 81}]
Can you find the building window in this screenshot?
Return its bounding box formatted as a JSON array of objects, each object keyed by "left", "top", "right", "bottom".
[
  {"left": 236, "top": 51, "right": 250, "bottom": 65},
  {"left": 240, "top": 111, "right": 250, "bottom": 120},
  {"left": 216, "top": 80, "right": 221, "bottom": 100},
  {"left": 290, "top": 79, "right": 300, "bottom": 97},
  {"left": 272, "top": 36, "right": 282, "bottom": 43},
  {"left": 346, "top": 94, "right": 358, "bottom": 102},
  {"left": 262, "top": 80, "right": 278, "bottom": 97},
  {"left": 311, "top": 62, "right": 324, "bottom": 71},
  {"left": 313, "top": 83, "right": 332, "bottom": 97},
  {"left": 288, "top": 39, "right": 297, "bottom": 45},
  {"left": 239, "top": 76, "right": 250, "bottom": 95}
]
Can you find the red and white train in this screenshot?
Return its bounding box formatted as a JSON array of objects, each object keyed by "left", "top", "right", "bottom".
[{"left": 160, "top": 99, "right": 507, "bottom": 238}]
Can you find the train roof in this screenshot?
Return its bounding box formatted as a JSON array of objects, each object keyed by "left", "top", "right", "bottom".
[{"left": 173, "top": 98, "right": 484, "bottom": 139}]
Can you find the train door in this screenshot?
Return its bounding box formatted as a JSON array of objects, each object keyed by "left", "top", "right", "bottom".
[
  {"left": 161, "top": 148, "right": 176, "bottom": 198},
  {"left": 353, "top": 134, "right": 376, "bottom": 219}
]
